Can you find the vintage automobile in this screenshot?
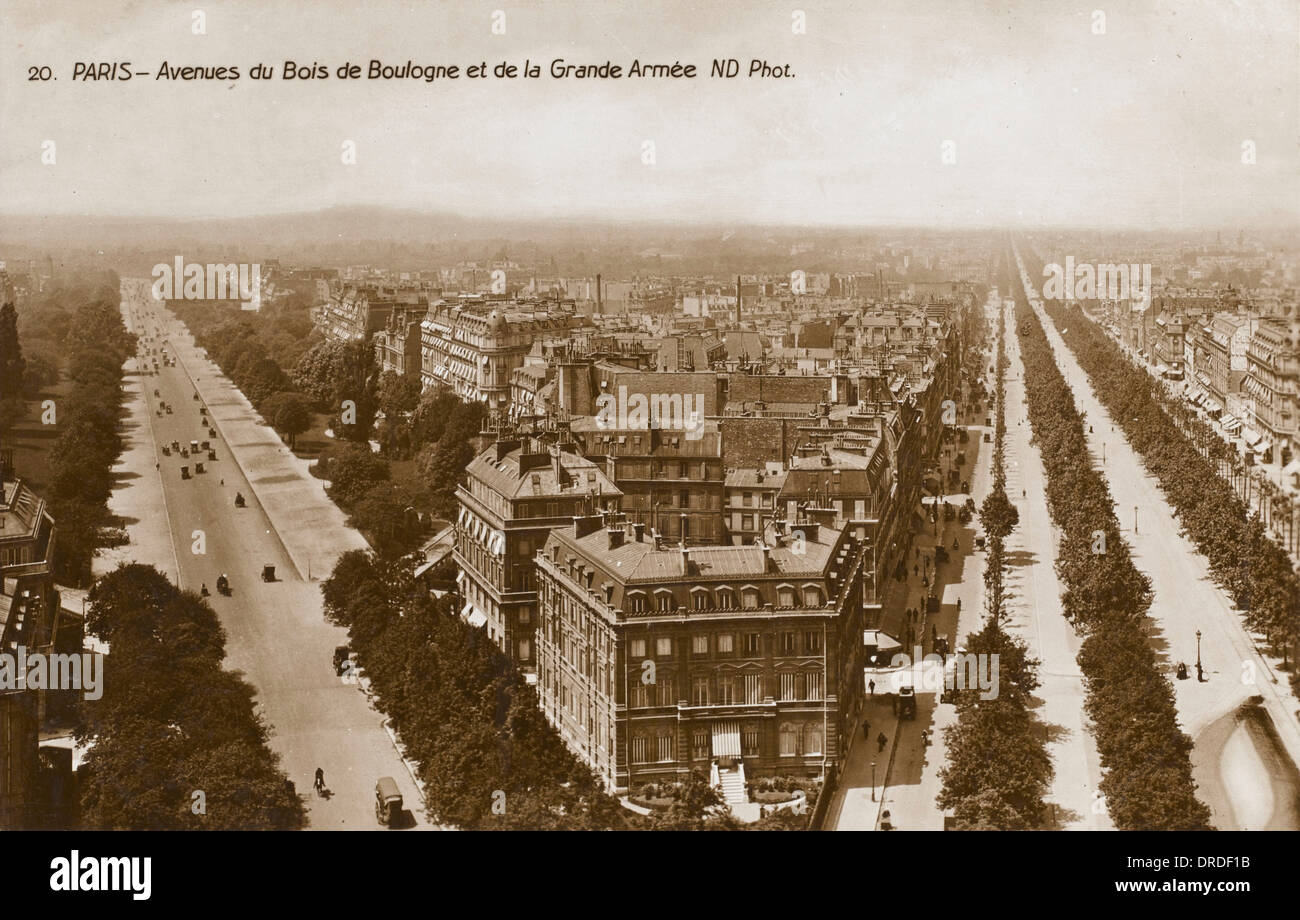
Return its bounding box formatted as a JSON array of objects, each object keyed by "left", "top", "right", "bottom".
[
  {"left": 195, "top": 462, "right": 205, "bottom": 474},
  {"left": 161, "top": 445, "right": 171, "bottom": 456},
  {"left": 208, "top": 449, "right": 217, "bottom": 461},
  {"left": 261, "top": 563, "right": 275, "bottom": 582},
  {"left": 374, "top": 777, "right": 403, "bottom": 827},
  {"left": 180, "top": 466, "right": 190, "bottom": 480}
]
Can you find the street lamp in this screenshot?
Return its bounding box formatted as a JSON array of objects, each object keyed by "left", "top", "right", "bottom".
[
  {"left": 1133, "top": 505, "right": 1138, "bottom": 534},
  {"left": 871, "top": 761, "right": 877, "bottom": 802},
  {"left": 1195, "top": 629, "right": 1203, "bottom": 682}
]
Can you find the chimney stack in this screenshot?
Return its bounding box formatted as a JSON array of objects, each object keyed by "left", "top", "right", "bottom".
[
  {"left": 736, "top": 275, "right": 742, "bottom": 326},
  {"left": 596, "top": 273, "right": 602, "bottom": 314},
  {"left": 632, "top": 522, "right": 647, "bottom": 542}
]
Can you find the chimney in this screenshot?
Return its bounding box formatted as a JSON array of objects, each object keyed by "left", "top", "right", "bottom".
[
  {"left": 573, "top": 514, "right": 603, "bottom": 539},
  {"left": 736, "top": 275, "right": 742, "bottom": 326},
  {"left": 632, "top": 522, "right": 647, "bottom": 542},
  {"left": 596, "top": 273, "right": 602, "bottom": 314},
  {"left": 759, "top": 540, "right": 774, "bottom": 573},
  {"left": 680, "top": 543, "right": 691, "bottom": 574},
  {"left": 607, "top": 526, "right": 625, "bottom": 549}
]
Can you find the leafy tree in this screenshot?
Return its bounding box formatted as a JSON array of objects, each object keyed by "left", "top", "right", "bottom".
[{"left": 0, "top": 301, "right": 28, "bottom": 399}]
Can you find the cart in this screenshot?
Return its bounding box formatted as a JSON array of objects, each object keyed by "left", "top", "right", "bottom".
[
  {"left": 161, "top": 445, "right": 170, "bottom": 456},
  {"left": 208, "top": 449, "right": 217, "bottom": 461},
  {"left": 195, "top": 462, "right": 205, "bottom": 474},
  {"left": 261, "top": 563, "right": 275, "bottom": 582},
  {"left": 180, "top": 466, "right": 190, "bottom": 480},
  {"left": 171, "top": 440, "right": 180, "bottom": 451},
  {"left": 216, "top": 574, "right": 231, "bottom": 597},
  {"left": 208, "top": 427, "right": 217, "bottom": 438},
  {"left": 234, "top": 492, "right": 246, "bottom": 508}
]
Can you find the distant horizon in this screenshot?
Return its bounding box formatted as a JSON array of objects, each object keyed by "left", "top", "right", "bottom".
[{"left": 0, "top": 203, "right": 1296, "bottom": 237}]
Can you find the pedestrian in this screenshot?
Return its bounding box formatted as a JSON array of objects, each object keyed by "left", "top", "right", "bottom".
[
  {"left": 877, "top": 731, "right": 888, "bottom": 753},
  {"left": 862, "top": 719, "right": 871, "bottom": 739},
  {"left": 913, "top": 564, "right": 919, "bottom": 577},
  {"left": 868, "top": 679, "right": 876, "bottom": 697},
  {"left": 957, "top": 597, "right": 962, "bottom": 611}
]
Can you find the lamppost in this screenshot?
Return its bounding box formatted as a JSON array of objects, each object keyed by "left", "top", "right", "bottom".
[
  {"left": 871, "top": 761, "right": 877, "bottom": 802},
  {"left": 1133, "top": 505, "right": 1138, "bottom": 534},
  {"left": 1195, "top": 629, "right": 1203, "bottom": 682}
]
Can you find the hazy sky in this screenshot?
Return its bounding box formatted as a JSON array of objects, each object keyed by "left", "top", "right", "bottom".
[{"left": 1, "top": 0, "right": 1296, "bottom": 228}]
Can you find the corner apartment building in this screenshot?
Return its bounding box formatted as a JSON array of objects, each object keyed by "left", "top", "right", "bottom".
[
  {"left": 455, "top": 438, "right": 620, "bottom": 676},
  {"left": 535, "top": 511, "right": 868, "bottom": 794},
  {"left": 320, "top": 284, "right": 430, "bottom": 344}
]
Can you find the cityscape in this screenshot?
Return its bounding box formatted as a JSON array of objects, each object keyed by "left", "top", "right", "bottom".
[{"left": 0, "top": 0, "right": 1297, "bottom": 860}]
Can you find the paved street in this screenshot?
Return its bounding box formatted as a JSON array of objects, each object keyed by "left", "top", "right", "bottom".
[
  {"left": 106, "top": 282, "right": 435, "bottom": 830},
  {"left": 1015, "top": 249, "right": 1300, "bottom": 830}
]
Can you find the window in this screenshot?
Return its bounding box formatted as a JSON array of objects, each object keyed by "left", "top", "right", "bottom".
[
  {"left": 806, "top": 671, "right": 823, "bottom": 701},
  {"left": 657, "top": 676, "right": 675, "bottom": 707},
  {"left": 781, "top": 631, "right": 796, "bottom": 653},
  {"left": 718, "top": 675, "right": 736, "bottom": 704},
  {"left": 656, "top": 592, "right": 674, "bottom": 612},
  {"left": 657, "top": 734, "right": 674, "bottom": 763},
  {"left": 744, "top": 633, "right": 762, "bottom": 655},
  {"left": 632, "top": 735, "right": 648, "bottom": 763},
  {"left": 693, "top": 591, "right": 709, "bottom": 611},
  {"left": 692, "top": 676, "right": 710, "bottom": 706},
  {"left": 779, "top": 723, "right": 798, "bottom": 756},
  {"left": 628, "top": 593, "right": 647, "bottom": 614},
  {"left": 679, "top": 489, "right": 690, "bottom": 509},
  {"left": 803, "top": 586, "right": 823, "bottom": 607},
  {"left": 519, "top": 607, "right": 531, "bottom": 625},
  {"left": 518, "top": 639, "right": 531, "bottom": 661},
  {"left": 630, "top": 683, "right": 648, "bottom": 708},
  {"left": 804, "top": 630, "right": 823, "bottom": 654},
  {"left": 779, "top": 671, "right": 797, "bottom": 701},
  {"left": 716, "top": 589, "right": 734, "bottom": 610},
  {"left": 717, "top": 633, "right": 734, "bottom": 653},
  {"left": 804, "top": 724, "right": 823, "bottom": 756},
  {"left": 692, "top": 728, "right": 710, "bottom": 760},
  {"left": 656, "top": 637, "right": 673, "bottom": 657},
  {"left": 744, "top": 673, "right": 763, "bottom": 704},
  {"left": 743, "top": 491, "right": 754, "bottom": 507},
  {"left": 631, "top": 638, "right": 646, "bottom": 658},
  {"left": 741, "top": 588, "right": 760, "bottom": 609},
  {"left": 692, "top": 635, "right": 709, "bottom": 656},
  {"left": 742, "top": 726, "right": 761, "bottom": 756}
]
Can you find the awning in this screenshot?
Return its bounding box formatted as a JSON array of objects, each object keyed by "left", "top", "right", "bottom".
[
  {"left": 712, "top": 721, "right": 742, "bottom": 758},
  {"left": 1222, "top": 415, "right": 1241, "bottom": 431},
  {"left": 1203, "top": 398, "right": 1223, "bottom": 414},
  {"left": 1255, "top": 441, "right": 1272, "bottom": 456},
  {"left": 1283, "top": 458, "right": 1300, "bottom": 478},
  {"left": 863, "top": 629, "right": 903, "bottom": 652},
  {"left": 1242, "top": 428, "right": 1261, "bottom": 447},
  {"left": 467, "top": 607, "right": 488, "bottom": 629}
]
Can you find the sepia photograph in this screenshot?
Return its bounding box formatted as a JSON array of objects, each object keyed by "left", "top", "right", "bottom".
[{"left": 0, "top": 0, "right": 1296, "bottom": 902}]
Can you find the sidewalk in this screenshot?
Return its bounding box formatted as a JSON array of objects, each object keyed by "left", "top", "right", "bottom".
[{"left": 161, "top": 311, "right": 370, "bottom": 580}]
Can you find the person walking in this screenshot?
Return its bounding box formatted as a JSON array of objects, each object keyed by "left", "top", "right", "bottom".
[
  {"left": 862, "top": 719, "right": 871, "bottom": 740},
  {"left": 877, "top": 731, "right": 888, "bottom": 753},
  {"left": 868, "top": 679, "right": 876, "bottom": 697}
]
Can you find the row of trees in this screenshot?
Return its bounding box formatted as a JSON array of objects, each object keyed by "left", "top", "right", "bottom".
[
  {"left": 1026, "top": 245, "right": 1300, "bottom": 691},
  {"left": 42, "top": 286, "right": 135, "bottom": 584},
  {"left": 941, "top": 265, "right": 1049, "bottom": 829},
  {"left": 78, "top": 564, "right": 303, "bottom": 829},
  {"left": 1009, "top": 246, "right": 1211, "bottom": 830}
]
